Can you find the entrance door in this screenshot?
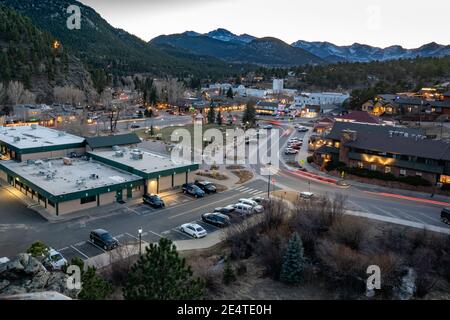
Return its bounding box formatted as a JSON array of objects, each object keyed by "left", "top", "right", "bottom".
[
  {"left": 116, "top": 190, "right": 123, "bottom": 202},
  {"left": 127, "top": 188, "right": 132, "bottom": 199}
]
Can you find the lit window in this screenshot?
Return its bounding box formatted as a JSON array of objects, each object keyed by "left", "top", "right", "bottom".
[
  {"left": 385, "top": 166, "right": 391, "bottom": 174},
  {"left": 370, "top": 164, "right": 377, "bottom": 171},
  {"left": 416, "top": 172, "right": 422, "bottom": 177},
  {"left": 358, "top": 162, "right": 363, "bottom": 169},
  {"left": 400, "top": 169, "right": 407, "bottom": 176}
]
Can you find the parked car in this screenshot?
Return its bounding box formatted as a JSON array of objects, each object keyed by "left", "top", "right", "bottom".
[
  {"left": 195, "top": 181, "right": 217, "bottom": 194},
  {"left": 299, "top": 192, "right": 314, "bottom": 199},
  {"left": 290, "top": 144, "right": 301, "bottom": 150},
  {"left": 180, "top": 223, "right": 207, "bottom": 238},
  {"left": 131, "top": 124, "right": 141, "bottom": 129},
  {"left": 297, "top": 126, "right": 308, "bottom": 132},
  {"left": 89, "top": 229, "right": 119, "bottom": 251},
  {"left": 202, "top": 213, "right": 231, "bottom": 228},
  {"left": 214, "top": 205, "right": 236, "bottom": 217},
  {"left": 182, "top": 183, "right": 205, "bottom": 198},
  {"left": 263, "top": 125, "right": 273, "bottom": 130},
  {"left": 143, "top": 194, "right": 165, "bottom": 208},
  {"left": 250, "top": 196, "right": 268, "bottom": 206},
  {"left": 285, "top": 148, "right": 298, "bottom": 155},
  {"left": 233, "top": 203, "right": 255, "bottom": 216},
  {"left": 238, "top": 198, "right": 264, "bottom": 213},
  {"left": 441, "top": 207, "right": 450, "bottom": 225},
  {"left": 43, "top": 248, "right": 68, "bottom": 271}
]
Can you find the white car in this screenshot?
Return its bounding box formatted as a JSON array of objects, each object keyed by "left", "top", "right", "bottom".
[
  {"left": 233, "top": 203, "right": 255, "bottom": 216},
  {"left": 300, "top": 192, "right": 314, "bottom": 199},
  {"left": 285, "top": 148, "right": 298, "bottom": 155},
  {"left": 43, "top": 249, "right": 68, "bottom": 271},
  {"left": 180, "top": 223, "right": 207, "bottom": 239},
  {"left": 238, "top": 198, "right": 264, "bottom": 213}
]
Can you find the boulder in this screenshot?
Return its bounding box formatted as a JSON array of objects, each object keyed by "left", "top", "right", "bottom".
[
  {"left": 0, "top": 279, "right": 10, "bottom": 291},
  {"left": 26, "top": 272, "right": 50, "bottom": 291},
  {"left": 17, "top": 253, "right": 30, "bottom": 267},
  {"left": 1, "top": 285, "right": 27, "bottom": 296},
  {"left": 24, "top": 256, "right": 44, "bottom": 275}
]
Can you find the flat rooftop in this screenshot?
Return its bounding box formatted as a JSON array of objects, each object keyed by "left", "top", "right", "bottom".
[
  {"left": 89, "top": 147, "right": 196, "bottom": 177},
  {"left": 0, "top": 158, "right": 142, "bottom": 196},
  {"left": 0, "top": 125, "right": 85, "bottom": 150}
]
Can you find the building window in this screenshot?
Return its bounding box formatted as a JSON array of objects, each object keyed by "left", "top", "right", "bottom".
[
  {"left": 81, "top": 195, "right": 96, "bottom": 204},
  {"left": 400, "top": 169, "right": 407, "bottom": 176},
  {"left": 370, "top": 164, "right": 377, "bottom": 171},
  {"left": 385, "top": 166, "right": 391, "bottom": 174},
  {"left": 357, "top": 162, "right": 364, "bottom": 169},
  {"left": 416, "top": 172, "right": 422, "bottom": 177}
]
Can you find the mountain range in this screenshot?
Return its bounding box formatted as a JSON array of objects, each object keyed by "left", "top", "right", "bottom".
[{"left": 152, "top": 28, "right": 450, "bottom": 64}]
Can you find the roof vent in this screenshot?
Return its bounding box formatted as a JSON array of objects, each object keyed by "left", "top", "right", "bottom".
[
  {"left": 31, "top": 124, "right": 38, "bottom": 130},
  {"left": 76, "top": 179, "right": 86, "bottom": 187},
  {"left": 58, "top": 131, "right": 66, "bottom": 137},
  {"left": 115, "top": 150, "right": 124, "bottom": 158},
  {"left": 13, "top": 136, "right": 20, "bottom": 142},
  {"left": 131, "top": 151, "right": 143, "bottom": 160},
  {"left": 112, "top": 145, "right": 120, "bottom": 151}
]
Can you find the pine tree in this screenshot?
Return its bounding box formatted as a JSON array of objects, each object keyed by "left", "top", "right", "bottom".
[
  {"left": 123, "top": 238, "right": 204, "bottom": 300},
  {"left": 242, "top": 102, "right": 256, "bottom": 127},
  {"left": 216, "top": 111, "right": 223, "bottom": 126},
  {"left": 279, "top": 233, "right": 306, "bottom": 285},
  {"left": 207, "top": 107, "right": 216, "bottom": 124},
  {"left": 226, "top": 87, "right": 234, "bottom": 99},
  {"left": 223, "top": 260, "right": 236, "bottom": 285},
  {"left": 78, "top": 266, "right": 113, "bottom": 300}
]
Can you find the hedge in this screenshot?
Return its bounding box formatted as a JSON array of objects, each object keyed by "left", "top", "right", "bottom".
[{"left": 343, "top": 167, "right": 432, "bottom": 187}]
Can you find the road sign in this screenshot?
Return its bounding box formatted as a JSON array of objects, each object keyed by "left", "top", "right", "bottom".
[{"left": 300, "top": 159, "right": 305, "bottom": 166}]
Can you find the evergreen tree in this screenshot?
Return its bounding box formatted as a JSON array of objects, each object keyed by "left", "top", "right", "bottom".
[
  {"left": 280, "top": 233, "right": 306, "bottom": 285},
  {"left": 223, "top": 260, "right": 236, "bottom": 285},
  {"left": 242, "top": 102, "right": 256, "bottom": 127},
  {"left": 123, "top": 238, "right": 204, "bottom": 300},
  {"left": 78, "top": 266, "right": 113, "bottom": 300},
  {"left": 226, "top": 87, "right": 234, "bottom": 99},
  {"left": 216, "top": 111, "right": 223, "bottom": 125},
  {"left": 207, "top": 107, "right": 216, "bottom": 124}
]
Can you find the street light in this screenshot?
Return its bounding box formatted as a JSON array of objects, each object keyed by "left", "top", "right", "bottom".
[
  {"left": 138, "top": 228, "right": 143, "bottom": 256},
  {"left": 267, "top": 162, "right": 272, "bottom": 198}
]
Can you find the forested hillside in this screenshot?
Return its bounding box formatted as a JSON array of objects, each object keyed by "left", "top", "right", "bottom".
[{"left": 0, "top": 4, "right": 93, "bottom": 102}]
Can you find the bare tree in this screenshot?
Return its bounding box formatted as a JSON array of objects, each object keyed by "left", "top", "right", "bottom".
[
  {"left": 6, "top": 81, "right": 36, "bottom": 105},
  {"left": 53, "top": 85, "right": 85, "bottom": 107},
  {"left": 154, "top": 78, "right": 185, "bottom": 106}
]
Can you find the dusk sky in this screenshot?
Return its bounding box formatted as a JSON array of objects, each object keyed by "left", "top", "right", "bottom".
[{"left": 81, "top": 0, "right": 449, "bottom": 48}]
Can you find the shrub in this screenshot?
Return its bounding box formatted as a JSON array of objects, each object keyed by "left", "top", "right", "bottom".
[
  {"left": 26, "top": 241, "right": 49, "bottom": 258},
  {"left": 78, "top": 266, "right": 113, "bottom": 300},
  {"left": 307, "top": 156, "right": 314, "bottom": 164},
  {"left": 223, "top": 260, "right": 237, "bottom": 285},
  {"left": 256, "top": 234, "right": 285, "bottom": 279},
  {"left": 225, "top": 221, "right": 260, "bottom": 259},
  {"left": 344, "top": 167, "right": 431, "bottom": 186},
  {"left": 328, "top": 216, "right": 368, "bottom": 251},
  {"left": 411, "top": 247, "right": 438, "bottom": 298},
  {"left": 441, "top": 183, "right": 450, "bottom": 191},
  {"left": 368, "top": 252, "right": 404, "bottom": 296},
  {"left": 236, "top": 262, "right": 247, "bottom": 276}
]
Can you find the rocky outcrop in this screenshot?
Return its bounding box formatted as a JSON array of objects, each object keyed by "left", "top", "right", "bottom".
[{"left": 0, "top": 253, "right": 80, "bottom": 299}]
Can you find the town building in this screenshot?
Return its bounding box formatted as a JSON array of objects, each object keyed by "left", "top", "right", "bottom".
[
  {"left": 335, "top": 111, "right": 382, "bottom": 124},
  {"left": 313, "top": 122, "right": 450, "bottom": 184},
  {"left": 13, "top": 104, "right": 52, "bottom": 122},
  {"left": 294, "top": 92, "right": 350, "bottom": 108},
  {"left": 0, "top": 125, "right": 198, "bottom": 216}
]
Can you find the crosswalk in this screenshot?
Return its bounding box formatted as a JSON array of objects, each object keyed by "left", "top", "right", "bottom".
[{"left": 233, "top": 185, "right": 267, "bottom": 197}]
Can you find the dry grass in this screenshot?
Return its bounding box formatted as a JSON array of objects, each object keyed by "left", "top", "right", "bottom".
[
  {"left": 271, "top": 190, "right": 299, "bottom": 203},
  {"left": 231, "top": 170, "right": 254, "bottom": 184},
  {"left": 196, "top": 170, "right": 229, "bottom": 180}
]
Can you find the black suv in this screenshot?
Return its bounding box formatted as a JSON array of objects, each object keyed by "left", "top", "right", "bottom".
[
  {"left": 214, "top": 205, "right": 235, "bottom": 217},
  {"left": 441, "top": 207, "right": 450, "bottom": 225},
  {"left": 89, "top": 229, "right": 119, "bottom": 251},
  {"left": 143, "top": 194, "right": 165, "bottom": 208},
  {"left": 202, "top": 213, "right": 231, "bottom": 228},
  {"left": 195, "top": 181, "right": 217, "bottom": 194},
  {"left": 182, "top": 183, "right": 205, "bottom": 198}
]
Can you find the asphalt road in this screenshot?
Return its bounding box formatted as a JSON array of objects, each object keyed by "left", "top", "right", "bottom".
[{"left": 0, "top": 180, "right": 277, "bottom": 259}]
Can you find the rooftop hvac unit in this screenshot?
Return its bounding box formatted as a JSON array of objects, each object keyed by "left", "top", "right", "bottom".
[
  {"left": 13, "top": 136, "right": 20, "bottom": 142},
  {"left": 90, "top": 174, "right": 99, "bottom": 180},
  {"left": 76, "top": 179, "right": 86, "bottom": 187},
  {"left": 38, "top": 170, "right": 46, "bottom": 176},
  {"left": 58, "top": 131, "right": 66, "bottom": 137},
  {"left": 31, "top": 124, "right": 37, "bottom": 130},
  {"left": 112, "top": 145, "right": 120, "bottom": 151},
  {"left": 131, "top": 151, "right": 143, "bottom": 160},
  {"left": 115, "top": 150, "right": 124, "bottom": 158}
]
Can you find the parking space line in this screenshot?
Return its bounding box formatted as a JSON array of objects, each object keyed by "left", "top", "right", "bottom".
[
  {"left": 58, "top": 247, "right": 69, "bottom": 251},
  {"left": 89, "top": 241, "right": 107, "bottom": 253},
  {"left": 70, "top": 245, "right": 89, "bottom": 259},
  {"left": 125, "top": 232, "right": 140, "bottom": 241},
  {"left": 149, "top": 231, "right": 163, "bottom": 238},
  {"left": 172, "top": 228, "right": 192, "bottom": 239}
]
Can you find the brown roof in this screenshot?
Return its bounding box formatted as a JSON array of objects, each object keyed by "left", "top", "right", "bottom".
[{"left": 335, "top": 111, "right": 381, "bottom": 124}]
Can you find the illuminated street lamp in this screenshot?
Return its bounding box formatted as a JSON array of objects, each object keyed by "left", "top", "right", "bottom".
[{"left": 138, "top": 228, "right": 143, "bottom": 256}]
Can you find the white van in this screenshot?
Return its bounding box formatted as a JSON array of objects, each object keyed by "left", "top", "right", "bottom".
[{"left": 234, "top": 203, "right": 255, "bottom": 216}]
